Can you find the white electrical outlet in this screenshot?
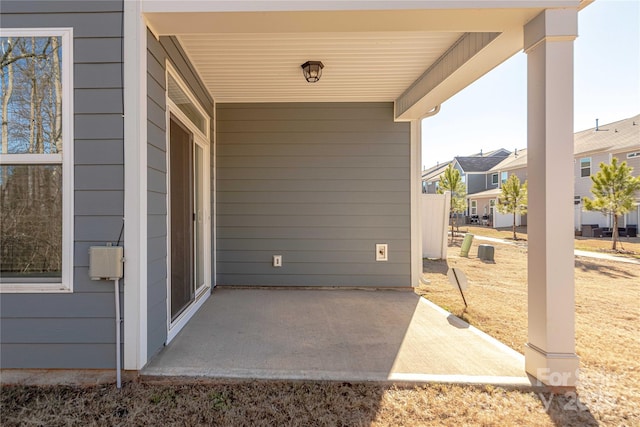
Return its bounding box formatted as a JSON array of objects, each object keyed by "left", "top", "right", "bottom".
[
  {"left": 273, "top": 255, "right": 282, "bottom": 267},
  {"left": 376, "top": 244, "right": 388, "bottom": 261}
]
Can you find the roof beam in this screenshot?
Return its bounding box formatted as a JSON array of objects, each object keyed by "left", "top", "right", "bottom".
[{"left": 395, "top": 32, "right": 500, "bottom": 120}]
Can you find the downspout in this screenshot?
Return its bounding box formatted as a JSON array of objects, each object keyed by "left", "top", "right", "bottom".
[{"left": 414, "top": 105, "right": 442, "bottom": 286}]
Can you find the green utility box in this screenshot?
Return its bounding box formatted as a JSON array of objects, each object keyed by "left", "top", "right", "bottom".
[{"left": 477, "top": 244, "right": 495, "bottom": 261}]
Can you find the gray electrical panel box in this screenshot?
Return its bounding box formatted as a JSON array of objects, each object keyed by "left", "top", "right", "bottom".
[{"left": 89, "top": 246, "right": 124, "bottom": 280}]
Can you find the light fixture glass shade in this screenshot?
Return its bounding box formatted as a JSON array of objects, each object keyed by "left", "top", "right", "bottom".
[{"left": 301, "top": 61, "right": 324, "bottom": 83}]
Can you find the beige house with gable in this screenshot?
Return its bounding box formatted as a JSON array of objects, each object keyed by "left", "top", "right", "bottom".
[
  {"left": 574, "top": 115, "right": 640, "bottom": 232},
  {"left": 466, "top": 115, "right": 639, "bottom": 232}
]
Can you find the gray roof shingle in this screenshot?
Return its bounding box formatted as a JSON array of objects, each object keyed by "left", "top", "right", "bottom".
[{"left": 455, "top": 155, "right": 509, "bottom": 172}]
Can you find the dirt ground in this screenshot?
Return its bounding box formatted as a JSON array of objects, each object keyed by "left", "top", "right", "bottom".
[
  {"left": 419, "top": 237, "right": 640, "bottom": 426},
  {"left": 462, "top": 225, "right": 640, "bottom": 258},
  {"left": 2, "top": 237, "right": 638, "bottom": 426}
]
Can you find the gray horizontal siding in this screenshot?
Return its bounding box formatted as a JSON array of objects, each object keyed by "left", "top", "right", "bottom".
[
  {"left": 75, "top": 140, "right": 123, "bottom": 164},
  {"left": 467, "top": 173, "right": 488, "bottom": 195},
  {"left": 218, "top": 239, "right": 411, "bottom": 252},
  {"left": 217, "top": 167, "right": 408, "bottom": 180},
  {"left": 1, "top": 318, "right": 119, "bottom": 343},
  {"left": 0, "top": 2, "right": 124, "bottom": 369},
  {"left": 145, "top": 32, "right": 214, "bottom": 359},
  {"left": 219, "top": 191, "right": 408, "bottom": 204},
  {"left": 216, "top": 275, "right": 407, "bottom": 288},
  {"left": 219, "top": 157, "right": 408, "bottom": 169},
  {"left": 0, "top": 1, "right": 122, "bottom": 14},
  {"left": 0, "top": 11, "right": 122, "bottom": 37},
  {"left": 217, "top": 203, "right": 407, "bottom": 216},
  {"left": 1, "top": 344, "right": 121, "bottom": 369},
  {"left": 217, "top": 102, "right": 411, "bottom": 287}
]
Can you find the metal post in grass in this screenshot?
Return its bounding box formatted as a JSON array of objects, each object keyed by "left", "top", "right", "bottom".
[{"left": 447, "top": 267, "right": 468, "bottom": 308}]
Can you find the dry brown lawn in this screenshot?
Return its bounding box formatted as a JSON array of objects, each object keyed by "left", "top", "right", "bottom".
[
  {"left": 2, "top": 238, "right": 638, "bottom": 426},
  {"left": 419, "top": 237, "right": 640, "bottom": 426},
  {"left": 461, "top": 225, "right": 640, "bottom": 258},
  {"left": 1, "top": 380, "right": 594, "bottom": 427}
]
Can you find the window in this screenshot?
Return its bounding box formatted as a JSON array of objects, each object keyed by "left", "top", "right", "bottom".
[
  {"left": 580, "top": 158, "right": 591, "bottom": 177},
  {"left": 501, "top": 171, "right": 508, "bottom": 184},
  {"left": 627, "top": 151, "right": 640, "bottom": 159},
  {"left": 0, "top": 29, "right": 74, "bottom": 292},
  {"left": 470, "top": 200, "right": 477, "bottom": 215},
  {"left": 167, "top": 73, "right": 207, "bottom": 136},
  {"left": 491, "top": 173, "right": 498, "bottom": 185}
]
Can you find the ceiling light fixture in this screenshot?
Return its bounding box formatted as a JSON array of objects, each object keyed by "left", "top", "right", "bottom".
[{"left": 301, "top": 61, "right": 324, "bottom": 83}]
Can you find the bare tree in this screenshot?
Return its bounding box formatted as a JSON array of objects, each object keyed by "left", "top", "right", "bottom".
[
  {"left": 1, "top": 38, "right": 13, "bottom": 156},
  {"left": 0, "top": 36, "right": 63, "bottom": 276},
  {"left": 51, "top": 36, "right": 62, "bottom": 153}
]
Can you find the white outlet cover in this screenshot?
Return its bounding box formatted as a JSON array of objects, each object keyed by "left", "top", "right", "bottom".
[
  {"left": 376, "top": 244, "right": 388, "bottom": 261},
  {"left": 273, "top": 255, "right": 282, "bottom": 267}
]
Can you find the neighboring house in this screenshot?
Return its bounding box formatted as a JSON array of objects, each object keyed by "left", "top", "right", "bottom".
[
  {"left": 0, "top": 0, "right": 588, "bottom": 387},
  {"left": 468, "top": 148, "right": 528, "bottom": 228},
  {"left": 453, "top": 152, "right": 510, "bottom": 198},
  {"left": 573, "top": 115, "right": 640, "bottom": 231},
  {"left": 467, "top": 116, "right": 639, "bottom": 231},
  {"left": 421, "top": 148, "right": 510, "bottom": 196},
  {"left": 421, "top": 161, "right": 451, "bottom": 194}
]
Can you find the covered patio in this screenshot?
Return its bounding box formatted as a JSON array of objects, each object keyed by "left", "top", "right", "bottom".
[
  {"left": 142, "top": 288, "right": 530, "bottom": 385},
  {"left": 122, "top": 0, "right": 586, "bottom": 387}
]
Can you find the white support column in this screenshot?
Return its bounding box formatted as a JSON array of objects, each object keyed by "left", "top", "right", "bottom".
[
  {"left": 524, "top": 9, "right": 579, "bottom": 388},
  {"left": 123, "top": 0, "right": 148, "bottom": 370},
  {"left": 410, "top": 119, "right": 423, "bottom": 287}
]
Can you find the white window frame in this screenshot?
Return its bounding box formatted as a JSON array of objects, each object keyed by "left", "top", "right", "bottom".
[
  {"left": 165, "top": 62, "right": 212, "bottom": 342},
  {"left": 491, "top": 173, "right": 499, "bottom": 185},
  {"left": 0, "top": 28, "right": 74, "bottom": 293},
  {"left": 580, "top": 157, "right": 591, "bottom": 178},
  {"left": 501, "top": 171, "right": 508, "bottom": 185},
  {"left": 627, "top": 151, "right": 640, "bottom": 159},
  {"left": 470, "top": 200, "right": 477, "bottom": 215}
]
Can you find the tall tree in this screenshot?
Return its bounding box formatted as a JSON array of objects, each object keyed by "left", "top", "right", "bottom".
[
  {"left": 437, "top": 164, "right": 467, "bottom": 242},
  {"left": 583, "top": 158, "right": 640, "bottom": 250},
  {"left": 497, "top": 174, "right": 528, "bottom": 240},
  {"left": 50, "top": 36, "right": 62, "bottom": 153},
  {"left": 1, "top": 37, "right": 14, "bottom": 156}
]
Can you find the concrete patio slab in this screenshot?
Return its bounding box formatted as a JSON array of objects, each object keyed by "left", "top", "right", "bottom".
[{"left": 143, "top": 288, "right": 531, "bottom": 386}]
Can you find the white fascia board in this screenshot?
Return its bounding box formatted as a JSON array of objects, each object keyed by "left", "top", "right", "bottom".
[
  {"left": 124, "top": 0, "right": 148, "bottom": 370},
  {"left": 143, "top": 5, "right": 575, "bottom": 36},
  {"left": 142, "top": 1, "right": 580, "bottom": 13}
]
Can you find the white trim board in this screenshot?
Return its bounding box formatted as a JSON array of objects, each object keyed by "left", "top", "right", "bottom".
[{"left": 123, "top": 2, "right": 148, "bottom": 370}]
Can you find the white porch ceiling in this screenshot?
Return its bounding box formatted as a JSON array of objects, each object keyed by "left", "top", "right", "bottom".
[
  {"left": 143, "top": 2, "right": 584, "bottom": 118},
  {"left": 177, "top": 31, "right": 463, "bottom": 103}
]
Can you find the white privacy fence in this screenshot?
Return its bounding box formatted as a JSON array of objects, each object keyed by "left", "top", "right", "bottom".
[{"left": 421, "top": 192, "right": 450, "bottom": 260}]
